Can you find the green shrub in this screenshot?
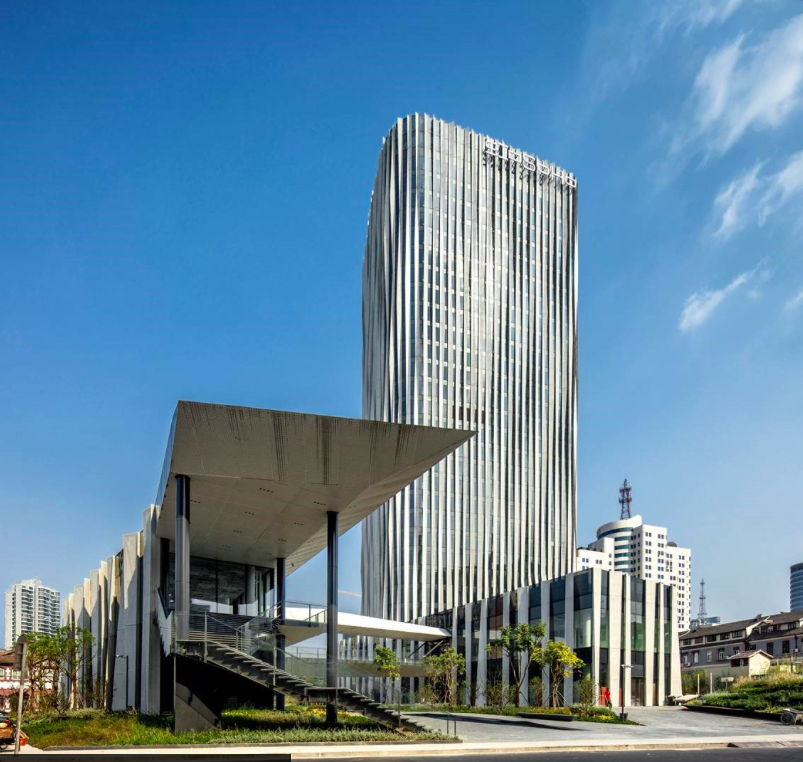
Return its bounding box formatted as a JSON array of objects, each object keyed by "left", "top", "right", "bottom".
[
  {"left": 571, "top": 704, "right": 617, "bottom": 718},
  {"left": 694, "top": 675, "right": 803, "bottom": 712}
]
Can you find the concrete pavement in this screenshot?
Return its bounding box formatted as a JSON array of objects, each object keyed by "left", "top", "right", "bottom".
[{"left": 402, "top": 705, "right": 799, "bottom": 743}]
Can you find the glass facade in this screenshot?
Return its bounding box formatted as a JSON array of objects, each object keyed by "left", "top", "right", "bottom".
[
  {"left": 362, "top": 115, "right": 578, "bottom": 621},
  {"left": 550, "top": 578, "right": 566, "bottom": 641},
  {"left": 420, "top": 570, "right": 681, "bottom": 708}
]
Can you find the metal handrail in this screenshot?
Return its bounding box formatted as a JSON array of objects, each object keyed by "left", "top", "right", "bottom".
[
  {"left": 183, "top": 610, "right": 380, "bottom": 684},
  {"left": 292, "top": 644, "right": 428, "bottom": 665},
  {"left": 267, "top": 600, "right": 326, "bottom": 622}
]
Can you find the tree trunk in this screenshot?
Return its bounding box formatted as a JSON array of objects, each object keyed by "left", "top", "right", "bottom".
[{"left": 550, "top": 668, "right": 560, "bottom": 707}]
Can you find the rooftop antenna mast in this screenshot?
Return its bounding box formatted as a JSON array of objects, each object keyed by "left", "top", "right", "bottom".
[
  {"left": 618, "top": 478, "right": 632, "bottom": 520},
  {"left": 698, "top": 579, "right": 708, "bottom": 620}
]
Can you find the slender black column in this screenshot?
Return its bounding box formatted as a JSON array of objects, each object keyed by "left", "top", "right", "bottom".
[
  {"left": 326, "top": 511, "right": 338, "bottom": 727},
  {"left": 275, "top": 557, "right": 286, "bottom": 711},
  {"left": 160, "top": 538, "right": 170, "bottom": 606},
  {"left": 175, "top": 475, "right": 191, "bottom": 642}
]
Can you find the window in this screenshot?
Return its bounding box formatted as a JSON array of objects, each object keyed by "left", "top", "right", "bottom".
[
  {"left": 718, "top": 649, "right": 725, "bottom": 661},
  {"left": 693, "top": 652, "right": 699, "bottom": 664},
  {"left": 706, "top": 651, "right": 712, "bottom": 663}
]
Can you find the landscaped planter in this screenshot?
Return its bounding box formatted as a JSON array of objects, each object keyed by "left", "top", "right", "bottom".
[
  {"left": 517, "top": 711, "right": 575, "bottom": 722},
  {"left": 685, "top": 705, "right": 779, "bottom": 721}
]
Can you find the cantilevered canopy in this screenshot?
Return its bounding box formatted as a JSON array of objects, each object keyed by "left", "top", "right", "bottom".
[
  {"left": 279, "top": 609, "right": 450, "bottom": 646},
  {"left": 155, "top": 401, "right": 473, "bottom": 571}
]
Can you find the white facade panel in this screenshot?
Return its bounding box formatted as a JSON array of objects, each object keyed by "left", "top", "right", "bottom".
[{"left": 362, "top": 114, "right": 578, "bottom": 620}]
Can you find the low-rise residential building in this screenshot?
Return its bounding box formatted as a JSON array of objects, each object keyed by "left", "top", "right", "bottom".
[
  {"left": 729, "top": 650, "right": 773, "bottom": 679},
  {"left": 679, "top": 610, "right": 803, "bottom": 688},
  {"left": 0, "top": 648, "right": 21, "bottom": 712}
]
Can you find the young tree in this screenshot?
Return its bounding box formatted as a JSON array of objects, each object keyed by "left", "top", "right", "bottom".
[
  {"left": 543, "top": 640, "right": 583, "bottom": 707},
  {"left": 577, "top": 675, "right": 597, "bottom": 714},
  {"left": 486, "top": 622, "right": 546, "bottom": 707},
  {"left": 528, "top": 675, "right": 544, "bottom": 708},
  {"left": 481, "top": 670, "right": 508, "bottom": 709},
  {"left": 423, "top": 647, "right": 466, "bottom": 706},
  {"left": 57, "top": 626, "right": 94, "bottom": 709},
  {"left": 681, "top": 668, "right": 707, "bottom": 696},
  {"left": 21, "top": 632, "right": 60, "bottom": 713},
  {"left": 373, "top": 645, "right": 401, "bottom": 705}
]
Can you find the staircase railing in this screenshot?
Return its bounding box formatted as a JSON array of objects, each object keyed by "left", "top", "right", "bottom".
[
  {"left": 266, "top": 600, "right": 326, "bottom": 623},
  {"left": 176, "top": 611, "right": 428, "bottom": 732},
  {"left": 182, "top": 610, "right": 380, "bottom": 684}
]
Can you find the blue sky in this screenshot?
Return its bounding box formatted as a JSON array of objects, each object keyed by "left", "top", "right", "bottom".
[{"left": 2, "top": 0, "right": 802, "bottom": 646}]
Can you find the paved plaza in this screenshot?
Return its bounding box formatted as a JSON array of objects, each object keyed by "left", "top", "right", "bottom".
[{"left": 403, "top": 706, "right": 803, "bottom": 744}]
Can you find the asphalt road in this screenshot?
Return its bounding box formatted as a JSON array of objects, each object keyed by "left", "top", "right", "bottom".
[{"left": 337, "top": 751, "right": 803, "bottom": 762}]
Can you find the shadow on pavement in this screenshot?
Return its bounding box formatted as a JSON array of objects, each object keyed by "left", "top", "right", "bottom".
[{"left": 411, "top": 712, "right": 584, "bottom": 732}]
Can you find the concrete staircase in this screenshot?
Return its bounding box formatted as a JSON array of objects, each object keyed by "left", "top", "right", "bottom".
[{"left": 181, "top": 640, "right": 426, "bottom": 733}]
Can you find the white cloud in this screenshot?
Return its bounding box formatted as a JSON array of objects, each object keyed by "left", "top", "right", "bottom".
[
  {"left": 710, "top": 150, "right": 803, "bottom": 237},
  {"left": 693, "top": 38, "right": 744, "bottom": 138},
  {"left": 582, "top": 0, "right": 746, "bottom": 107},
  {"left": 785, "top": 288, "right": 803, "bottom": 312},
  {"left": 713, "top": 162, "right": 763, "bottom": 239},
  {"left": 688, "top": 14, "right": 803, "bottom": 154},
  {"left": 683, "top": 0, "right": 745, "bottom": 30},
  {"left": 679, "top": 260, "right": 769, "bottom": 332},
  {"left": 759, "top": 149, "right": 803, "bottom": 224}
]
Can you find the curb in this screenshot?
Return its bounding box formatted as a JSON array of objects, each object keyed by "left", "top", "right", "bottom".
[
  {"left": 293, "top": 737, "right": 803, "bottom": 758},
  {"left": 40, "top": 738, "right": 461, "bottom": 752},
  {"left": 30, "top": 736, "right": 803, "bottom": 757}
]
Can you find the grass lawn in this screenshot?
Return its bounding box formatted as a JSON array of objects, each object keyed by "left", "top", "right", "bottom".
[{"left": 23, "top": 706, "right": 448, "bottom": 748}]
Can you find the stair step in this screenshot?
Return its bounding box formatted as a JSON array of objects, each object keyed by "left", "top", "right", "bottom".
[{"left": 202, "top": 645, "right": 409, "bottom": 734}]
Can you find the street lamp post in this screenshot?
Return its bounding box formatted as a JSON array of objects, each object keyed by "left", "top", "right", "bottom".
[
  {"left": 620, "top": 664, "right": 631, "bottom": 722},
  {"left": 13, "top": 635, "right": 28, "bottom": 756}
]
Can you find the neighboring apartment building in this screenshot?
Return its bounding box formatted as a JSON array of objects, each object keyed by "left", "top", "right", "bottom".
[
  {"left": 362, "top": 114, "right": 579, "bottom": 621},
  {"left": 791, "top": 563, "right": 803, "bottom": 611},
  {"left": 679, "top": 610, "right": 803, "bottom": 686},
  {"left": 4, "top": 578, "right": 60, "bottom": 648},
  {"left": 577, "top": 515, "right": 692, "bottom": 630},
  {"left": 576, "top": 536, "right": 614, "bottom": 571}
]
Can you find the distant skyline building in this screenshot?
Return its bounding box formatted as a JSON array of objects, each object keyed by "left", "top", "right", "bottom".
[
  {"left": 577, "top": 513, "right": 692, "bottom": 630},
  {"left": 4, "top": 577, "right": 61, "bottom": 648},
  {"left": 361, "top": 114, "right": 579, "bottom": 621},
  {"left": 791, "top": 563, "right": 803, "bottom": 611}
]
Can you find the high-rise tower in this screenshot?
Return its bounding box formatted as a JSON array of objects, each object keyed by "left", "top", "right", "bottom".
[
  {"left": 4, "top": 577, "right": 61, "bottom": 647},
  {"left": 361, "top": 115, "right": 578, "bottom": 621}
]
